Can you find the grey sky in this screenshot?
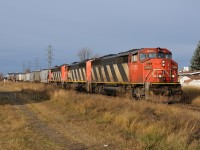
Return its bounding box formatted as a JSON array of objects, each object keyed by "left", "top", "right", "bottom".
[{"left": 0, "top": 0, "right": 199, "bottom": 74}]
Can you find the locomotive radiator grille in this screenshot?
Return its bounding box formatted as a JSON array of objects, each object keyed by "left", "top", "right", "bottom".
[
  {"left": 68, "top": 68, "right": 86, "bottom": 81},
  {"left": 92, "top": 63, "right": 129, "bottom": 83}
]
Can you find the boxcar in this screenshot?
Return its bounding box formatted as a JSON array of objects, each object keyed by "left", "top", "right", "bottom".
[{"left": 40, "top": 69, "right": 49, "bottom": 83}]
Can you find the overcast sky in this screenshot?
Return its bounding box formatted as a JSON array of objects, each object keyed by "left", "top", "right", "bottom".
[{"left": 0, "top": 0, "right": 200, "bottom": 74}]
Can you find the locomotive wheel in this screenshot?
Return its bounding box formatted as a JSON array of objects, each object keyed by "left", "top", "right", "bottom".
[
  {"left": 61, "top": 83, "right": 66, "bottom": 89},
  {"left": 92, "top": 85, "right": 100, "bottom": 94},
  {"left": 124, "top": 88, "right": 132, "bottom": 99},
  {"left": 94, "top": 86, "right": 99, "bottom": 94},
  {"left": 99, "top": 86, "right": 104, "bottom": 94},
  {"left": 133, "top": 87, "right": 142, "bottom": 100}
]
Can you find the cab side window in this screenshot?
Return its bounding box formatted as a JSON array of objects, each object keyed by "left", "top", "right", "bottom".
[
  {"left": 148, "top": 53, "right": 156, "bottom": 58},
  {"left": 139, "top": 53, "right": 146, "bottom": 61}
]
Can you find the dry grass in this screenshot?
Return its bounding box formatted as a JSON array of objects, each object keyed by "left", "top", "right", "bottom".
[
  {"left": 1, "top": 81, "right": 200, "bottom": 149},
  {"left": 192, "top": 97, "right": 200, "bottom": 106},
  {"left": 49, "top": 89, "right": 200, "bottom": 149},
  {"left": 0, "top": 101, "right": 62, "bottom": 150},
  {"left": 182, "top": 86, "right": 200, "bottom": 105},
  {"left": 0, "top": 82, "right": 64, "bottom": 150}
]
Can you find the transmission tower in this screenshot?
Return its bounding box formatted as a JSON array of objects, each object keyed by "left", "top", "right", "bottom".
[
  {"left": 34, "top": 57, "right": 40, "bottom": 70},
  {"left": 46, "top": 45, "right": 53, "bottom": 70}
]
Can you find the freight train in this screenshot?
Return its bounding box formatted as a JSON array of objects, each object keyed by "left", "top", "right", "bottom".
[{"left": 9, "top": 47, "right": 182, "bottom": 103}]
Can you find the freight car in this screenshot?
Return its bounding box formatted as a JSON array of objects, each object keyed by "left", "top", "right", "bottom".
[
  {"left": 48, "top": 47, "right": 182, "bottom": 103},
  {"left": 32, "top": 71, "right": 41, "bottom": 83},
  {"left": 24, "top": 73, "right": 31, "bottom": 82},
  {"left": 16, "top": 73, "right": 24, "bottom": 82},
  {"left": 40, "top": 69, "right": 49, "bottom": 83}
]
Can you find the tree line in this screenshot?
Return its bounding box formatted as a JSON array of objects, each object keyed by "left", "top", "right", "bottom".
[{"left": 190, "top": 41, "right": 200, "bottom": 70}]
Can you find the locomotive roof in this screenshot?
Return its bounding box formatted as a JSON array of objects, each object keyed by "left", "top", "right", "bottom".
[
  {"left": 51, "top": 64, "right": 68, "bottom": 70},
  {"left": 100, "top": 54, "right": 117, "bottom": 59},
  {"left": 68, "top": 60, "right": 88, "bottom": 67},
  {"left": 101, "top": 49, "right": 141, "bottom": 59},
  {"left": 68, "top": 48, "right": 166, "bottom": 66},
  {"left": 117, "top": 49, "right": 141, "bottom": 57}
]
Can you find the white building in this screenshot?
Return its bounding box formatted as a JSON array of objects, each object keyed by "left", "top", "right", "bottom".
[{"left": 178, "top": 71, "right": 200, "bottom": 87}]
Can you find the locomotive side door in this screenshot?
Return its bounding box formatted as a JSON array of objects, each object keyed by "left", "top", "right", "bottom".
[
  {"left": 86, "top": 60, "right": 92, "bottom": 93},
  {"left": 128, "top": 53, "right": 141, "bottom": 83}
]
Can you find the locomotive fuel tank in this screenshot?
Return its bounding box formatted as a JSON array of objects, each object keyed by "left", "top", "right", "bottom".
[{"left": 103, "top": 86, "right": 126, "bottom": 96}]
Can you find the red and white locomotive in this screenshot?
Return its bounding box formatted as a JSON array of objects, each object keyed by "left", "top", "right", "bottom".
[{"left": 49, "top": 47, "right": 182, "bottom": 103}]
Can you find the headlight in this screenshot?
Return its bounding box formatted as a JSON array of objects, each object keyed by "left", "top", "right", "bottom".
[
  {"left": 172, "top": 75, "right": 175, "bottom": 78},
  {"left": 158, "top": 75, "right": 162, "bottom": 78},
  {"left": 162, "top": 60, "right": 165, "bottom": 66}
]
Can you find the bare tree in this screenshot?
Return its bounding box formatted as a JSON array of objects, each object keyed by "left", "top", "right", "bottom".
[
  {"left": 25, "top": 68, "right": 31, "bottom": 73},
  {"left": 77, "top": 47, "right": 93, "bottom": 61},
  {"left": 22, "top": 61, "right": 31, "bottom": 73},
  {"left": 92, "top": 53, "right": 100, "bottom": 59}
]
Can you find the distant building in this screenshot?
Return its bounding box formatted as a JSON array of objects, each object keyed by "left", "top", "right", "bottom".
[
  {"left": 178, "top": 70, "right": 200, "bottom": 87},
  {"left": 183, "top": 66, "right": 189, "bottom": 72}
]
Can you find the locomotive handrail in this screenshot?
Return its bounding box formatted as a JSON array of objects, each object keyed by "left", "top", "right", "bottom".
[{"left": 145, "top": 70, "right": 153, "bottom": 83}]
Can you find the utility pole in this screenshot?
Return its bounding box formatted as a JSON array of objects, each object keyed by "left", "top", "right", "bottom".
[
  {"left": 22, "top": 62, "right": 26, "bottom": 73},
  {"left": 34, "top": 57, "right": 40, "bottom": 70},
  {"left": 46, "top": 44, "right": 53, "bottom": 70},
  {"left": 27, "top": 61, "right": 32, "bottom": 72}
]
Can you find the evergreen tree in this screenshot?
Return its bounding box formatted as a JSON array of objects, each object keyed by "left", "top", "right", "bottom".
[{"left": 190, "top": 41, "right": 200, "bottom": 70}]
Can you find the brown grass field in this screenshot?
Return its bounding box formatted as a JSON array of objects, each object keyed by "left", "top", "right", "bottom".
[
  {"left": 0, "top": 81, "right": 200, "bottom": 149},
  {"left": 182, "top": 86, "right": 200, "bottom": 106}
]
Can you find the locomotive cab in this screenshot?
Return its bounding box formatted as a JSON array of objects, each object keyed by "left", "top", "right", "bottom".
[
  {"left": 129, "top": 48, "right": 182, "bottom": 102},
  {"left": 138, "top": 48, "right": 178, "bottom": 83}
]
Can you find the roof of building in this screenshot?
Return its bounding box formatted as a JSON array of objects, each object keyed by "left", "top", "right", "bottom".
[
  {"left": 178, "top": 71, "right": 200, "bottom": 76},
  {"left": 183, "top": 75, "right": 200, "bottom": 83}
]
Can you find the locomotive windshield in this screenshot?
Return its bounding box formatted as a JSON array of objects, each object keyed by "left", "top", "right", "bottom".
[
  {"left": 166, "top": 53, "right": 172, "bottom": 59},
  {"left": 140, "top": 52, "right": 172, "bottom": 61},
  {"left": 157, "top": 52, "right": 165, "bottom": 58},
  {"left": 157, "top": 52, "right": 172, "bottom": 59},
  {"left": 148, "top": 53, "right": 157, "bottom": 58}
]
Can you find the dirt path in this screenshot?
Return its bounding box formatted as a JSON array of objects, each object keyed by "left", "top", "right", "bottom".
[
  {"left": 6, "top": 94, "right": 121, "bottom": 150},
  {"left": 0, "top": 82, "right": 122, "bottom": 149},
  {"left": 10, "top": 98, "right": 87, "bottom": 150}
]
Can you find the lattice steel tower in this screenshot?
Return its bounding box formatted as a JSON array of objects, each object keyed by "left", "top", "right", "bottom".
[{"left": 46, "top": 44, "right": 53, "bottom": 70}]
